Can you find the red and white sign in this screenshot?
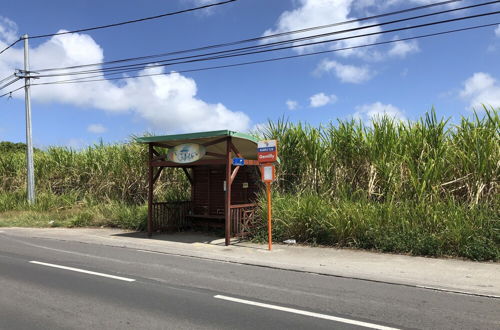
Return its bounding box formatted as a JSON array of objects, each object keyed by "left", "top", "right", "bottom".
[{"left": 257, "top": 140, "right": 278, "bottom": 163}]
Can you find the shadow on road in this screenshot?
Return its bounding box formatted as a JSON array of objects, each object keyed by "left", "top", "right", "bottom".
[{"left": 111, "top": 231, "right": 266, "bottom": 250}]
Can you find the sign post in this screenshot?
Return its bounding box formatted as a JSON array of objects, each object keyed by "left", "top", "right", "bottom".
[
  {"left": 266, "top": 181, "right": 272, "bottom": 251},
  {"left": 258, "top": 140, "right": 278, "bottom": 251}
]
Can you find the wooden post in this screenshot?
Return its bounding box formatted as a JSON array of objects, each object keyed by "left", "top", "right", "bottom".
[
  {"left": 224, "top": 137, "right": 232, "bottom": 246},
  {"left": 147, "top": 143, "right": 154, "bottom": 238}
]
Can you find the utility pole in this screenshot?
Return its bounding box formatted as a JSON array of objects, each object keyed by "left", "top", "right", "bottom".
[{"left": 22, "top": 34, "right": 35, "bottom": 204}]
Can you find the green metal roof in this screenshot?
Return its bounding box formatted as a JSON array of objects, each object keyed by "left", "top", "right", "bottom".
[
  {"left": 135, "top": 130, "right": 258, "bottom": 144},
  {"left": 136, "top": 130, "right": 259, "bottom": 160}
]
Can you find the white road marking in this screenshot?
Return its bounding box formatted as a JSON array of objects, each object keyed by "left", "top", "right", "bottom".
[
  {"left": 29, "top": 261, "right": 136, "bottom": 282},
  {"left": 214, "top": 295, "right": 400, "bottom": 330}
]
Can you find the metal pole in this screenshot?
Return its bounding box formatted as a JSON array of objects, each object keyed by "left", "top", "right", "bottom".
[
  {"left": 267, "top": 182, "right": 272, "bottom": 251},
  {"left": 22, "top": 34, "right": 35, "bottom": 204}
]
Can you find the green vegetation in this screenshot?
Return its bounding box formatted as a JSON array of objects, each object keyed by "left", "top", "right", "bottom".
[
  {"left": 254, "top": 193, "right": 498, "bottom": 261},
  {"left": 0, "top": 142, "right": 187, "bottom": 230},
  {"left": 0, "top": 141, "right": 39, "bottom": 153},
  {"left": 253, "top": 108, "right": 499, "bottom": 261},
  {"left": 0, "top": 108, "right": 498, "bottom": 260}
]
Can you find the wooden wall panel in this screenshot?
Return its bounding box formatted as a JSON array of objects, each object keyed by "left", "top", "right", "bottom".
[{"left": 192, "top": 165, "right": 260, "bottom": 216}]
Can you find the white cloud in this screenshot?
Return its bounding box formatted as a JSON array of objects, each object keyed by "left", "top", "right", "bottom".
[
  {"left": 262, "top": 0, "right": 426, "bottom": 61},
  {"left": 354, "top": 0, "right": 461, "bottom": 12},
  {"left": 316, "top": 59, "right": 374, "bottom": 83},
  {"left": 250, "top": 122, "right": 268, "bottom": 134},
  {"left": 66, "top": 138, "right": 88, "bottom": 150},
  {"left": 87, "top": 124, "right": 107, "bottom": 134},
  {"left": 261, "top": 0, "right": 382, "bottom": 59},
  {"left": 388, "top": 40, "right": 420, "bottom": 58},
  {"left": 189, "top": 0, "right": 221, "bottom": 16},
  {"left": 191, "top": 0, "right": 218, "bottom": 4},
  {"left": 495, "top": 25, "right": 500, "bottom": 37},
  {"left": 460, "top": 72, "right": 500, "bottom": 109},
  {"left": 309, "top": 92, "right": 337, "bottom": 108},
  {"left": 0, "top": 20, "right": 251, "bottom": 133},
  {"left": 354, "top": 102, "right": 406, "bottom": 122},
  {"left": 0, "top": 16, "right": 18, "bottom": 43},
  {"left": 286, "top": 99, "right": 299, "bottom": 110}
]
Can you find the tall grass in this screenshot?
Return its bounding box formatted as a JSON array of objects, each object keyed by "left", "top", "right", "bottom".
[
  {"left": 0, "top": 141, "right": 187, "bottom": 231},
  {"left": 0, "top": 109, "right": 498, "bottom": 260},
  {"left": 0, "top": 141, "right": 190, "bottom": 206},
  {"left": 257, "top": 109, "right": 499, "bottom": 205},
  {"left": 255, "top": 192, "right": 498, "bottom": 261},
  {"left": 254, "top": 108, "right": 499, "bottom": 260}
]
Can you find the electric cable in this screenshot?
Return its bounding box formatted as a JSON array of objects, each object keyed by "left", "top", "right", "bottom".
[
  {"left": 0, "top": 38, "right": 22, "bottom": 56},
  {"left": 0, "top": 74, "right": 16, "bottom": 84},
  {"left": 32, "top": 8, "right": 500, "bottom": 79},
  {"left": 30, "top": 0, "right": 238, "bottom": 39},
  {"left": 0, "top": 85, "right": 24, "bottom": 98},
  {"left": 0, "top": 0, "right": 238, "bottom": 55},
  {"left": 0, "top": 77, "right": 22, "bottom": 91},
  {"left": 31, "top": 0, "right": 467, "bottom": 73},
  {"left": 24, "top": 22, "right": 499, "bottom": 89}
]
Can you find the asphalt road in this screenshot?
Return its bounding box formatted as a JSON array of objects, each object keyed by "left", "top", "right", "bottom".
[{"left": 0, "top": 232, "right": 498, "bottom": 330}]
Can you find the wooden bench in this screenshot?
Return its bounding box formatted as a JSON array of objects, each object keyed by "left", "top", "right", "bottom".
[{"left": 188, "top": 214, "right": 225, "bottom": 229}]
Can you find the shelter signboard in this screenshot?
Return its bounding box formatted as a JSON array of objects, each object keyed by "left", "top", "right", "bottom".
[
  {"left": 257, "top": 140, "right": 277, "bottom": 163},
  {"left": 167, "top": 143, "right": 206, "bottom": 164}
]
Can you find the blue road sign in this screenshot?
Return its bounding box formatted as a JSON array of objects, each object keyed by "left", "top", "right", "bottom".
[
  {"left": 232, "top": 158, "right": 245, "bottom": 166},
  {"left": 257, "top": 147, "right": 276, "bottom": 152}
]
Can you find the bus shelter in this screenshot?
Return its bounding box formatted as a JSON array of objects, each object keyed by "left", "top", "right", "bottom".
[{"left": 136, "top": 130, "right": 260, "bottom": 246}]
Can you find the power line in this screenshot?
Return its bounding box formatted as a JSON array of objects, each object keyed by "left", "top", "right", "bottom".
[
  {"left": 0, "top": 38, "right": 22, "bottom": 56},
  {"left": 0, "top": 85, "right": 23, "bottom": 98},
  {"left": 32, "top": 8, "right": 500, "bottom": 80},
  {"left": 30, "top": 0, "right": 238, "bottom": 39},
  {"left": 32, "top": 2, "right": 500, "bottom": 78},
  {"left": 2, "top": 1, "right": 498, "bottom": 96},
  {"left": 0, "top": 0, "right": 238, "bottom": 56},
  {"left": 31, "top": 0, "right": 467, "bottom": 73},
  {"left": 0, "top": 74, "right": 16, "bottom": 85},
  {"left": 15, "top": 22, "right": 497, "bottom": 90},
  {"left": 0, "top": 77, "right": 21, "bottom": 91}
]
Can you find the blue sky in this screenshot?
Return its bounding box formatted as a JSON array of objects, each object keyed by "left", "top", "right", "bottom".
[{"left": 1, "top": 0, "right": 499, "bottom": 148}]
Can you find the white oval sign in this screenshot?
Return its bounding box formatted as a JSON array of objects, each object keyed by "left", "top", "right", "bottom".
[{"left": 167, "top": 143, "right": 206, "bottom": 164}]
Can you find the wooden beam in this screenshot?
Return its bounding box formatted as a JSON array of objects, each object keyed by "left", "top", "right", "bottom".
[
  {"left": 151, "top": 147, "right": 161, "bottom": 157},
  {"left": 202, "top": 137, "right": 227, "bottom": 148},
  {"left": 182, "top": 168, "right": 193, "bottom": 185},
  {"left": 243, "top": 160, "right": 259, "bottom": 166},
  {"left": 152, "top": 166, "right": 164, "bottom": 185},
  {"left": 230, "top": 166, "right": 240, "bottom": 185},
  {"left": 190, "top": 168, "right": 195, "bottom": 214},
  {"left": 229, "top": 141, "right": 242, "bottom": 158},
  {"left": 205, "top": 151, "right": 226, "bottom": 159},
  {"left": 152, "top": 155, "right": 166, "bottom": 161},
  {"left": 147, "top": 144, "right": 154, "bottom": 238},
  {"left": 151, "top": 159, "right": 226, "bottom": 167},
  {"left": 229, "top": 203, "right": 257, "bottom": 209},
  {"left": 224, "top": 137, "right": 232, "bottom": 246},
  {"left": 151, "top": 142, "right": 173, "bottom": 149}
]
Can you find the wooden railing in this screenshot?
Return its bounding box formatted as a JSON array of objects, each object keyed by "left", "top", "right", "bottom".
[
  {"left": 152, "top": 201, "right": 257, "bottom": 237},
  {"left": 230, "top": 203, "right": 257, "bottom": 237},
  {"left": 152, "top": 201, "right": 191, "bottom": 232}
]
